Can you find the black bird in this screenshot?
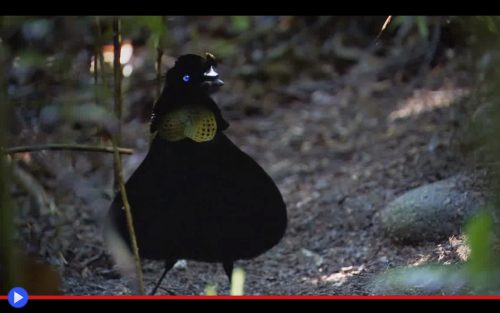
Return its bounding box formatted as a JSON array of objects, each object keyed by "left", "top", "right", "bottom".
[{"left": 105, "top": 53, "right": 287, "bottom": 294}]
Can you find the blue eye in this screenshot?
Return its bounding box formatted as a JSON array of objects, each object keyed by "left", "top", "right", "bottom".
[{"left": 182, "top": 75, "right": 190, "bottom": 82}]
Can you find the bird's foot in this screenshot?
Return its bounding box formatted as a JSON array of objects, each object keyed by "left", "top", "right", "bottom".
[{"left": 150, "top": 286, "right": 176, "bottom": 296}]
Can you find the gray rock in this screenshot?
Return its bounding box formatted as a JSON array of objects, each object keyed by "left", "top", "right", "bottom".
[{"left": 381, "top": 175, "right": 480, "bottom": 243}]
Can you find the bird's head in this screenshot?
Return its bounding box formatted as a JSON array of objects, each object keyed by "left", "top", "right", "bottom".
[
  {"left": 166, "top": 53, "right": 224, "bottom": 94},
  {"left": 151, "top": 52, "right": 229, "bottom": 140}
]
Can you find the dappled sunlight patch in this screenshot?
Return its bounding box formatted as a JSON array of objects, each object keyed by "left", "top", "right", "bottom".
[
  {"left": 435, "top": 236, "right": 470, "bottom": 264},
  {"left": 406, "top": 236, "right": 470, "bottom": 268},
  {"left": 449, "top": 235, "right": 470, "bottom": 262},
  {"left": 320, "top": 265, "right": 365, "bottom": 287},
  {"left": 389, "top": 87, "right": 469, "bottom": 121},
  {"left": 409, "top": 254, "right": 431, "bottom": 267},
  {"left": 306, "top": 265, "right": 365, "bottom": 287}
]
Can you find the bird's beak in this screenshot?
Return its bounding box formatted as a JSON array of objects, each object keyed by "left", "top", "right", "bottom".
[
  {"left": 201, "top": 78, "right": 224, "bottom": 91},
  {"left": 212, "top": 78, "right": 224, "bottom": 86},
  {"left": 202, "top": 78, "right": 224, "bottom": 88}
]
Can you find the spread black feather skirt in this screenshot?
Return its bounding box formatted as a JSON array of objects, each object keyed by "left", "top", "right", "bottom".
[{"left": 106, "top": 133, "right": 287, "bottom": 263}]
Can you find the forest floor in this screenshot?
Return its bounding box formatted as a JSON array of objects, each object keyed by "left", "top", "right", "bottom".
[
  {"left": 11, "top": 38, "right": 484, "bottom": 295},
  {"left": 49, "top": 54, "right": 479, "bottom": 295}
]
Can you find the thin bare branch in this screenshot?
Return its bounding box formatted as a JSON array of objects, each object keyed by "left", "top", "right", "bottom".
[
  {"left": 113, "top": 17, "right": 123, "bottom": 142},
  {"left": 156, "top": 45, "right": 163, "bottom": 100},
  {"left": 95, "top": 17, "right": 107, "bottom": 87},
  {"left": 374, "top": 15, "right": 393, "bottom": 42},
  {"left": 3, "top": 144, "right": 133, "bottom": 155},
  {"left": 111, "top": 136, "right": 145, "bottom": 294},
  {"left": 112, "top": 16, "right": 145, "bottom": 295}
]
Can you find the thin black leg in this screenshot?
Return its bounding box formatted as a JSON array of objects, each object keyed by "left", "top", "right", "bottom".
[
  {"left": 150, "top": 259, "right": 176, "bottom": 295},
  {"left": 222, "top": 261, "right": 234, "bottom": 283}
]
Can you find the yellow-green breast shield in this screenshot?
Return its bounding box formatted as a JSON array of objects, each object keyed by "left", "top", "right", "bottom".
[{"left": 158, "top": 107, "right": 217, "bottom": 143}]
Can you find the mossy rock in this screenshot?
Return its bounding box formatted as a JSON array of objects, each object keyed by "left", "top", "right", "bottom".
[{"left": 381, "top": 175, "right": 479, "bottom": 243}]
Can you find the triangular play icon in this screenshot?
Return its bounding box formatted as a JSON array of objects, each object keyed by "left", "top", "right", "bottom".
[{"left": 13, "top": 291, "right": 23, "bottom": 304}]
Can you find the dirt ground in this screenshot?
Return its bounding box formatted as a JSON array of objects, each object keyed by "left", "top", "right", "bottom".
[{"left": 14, "top": 53, "right": 473, "bottom": 295}]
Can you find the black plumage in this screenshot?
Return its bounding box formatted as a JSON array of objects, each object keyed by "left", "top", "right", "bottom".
[{"left": 105, "top": 53, "right": 287, "bottom": 294}]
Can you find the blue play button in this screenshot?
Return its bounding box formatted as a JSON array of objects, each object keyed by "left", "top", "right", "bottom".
[{"left": 8, "top": 287, "right": 29, "bottom": 308}]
